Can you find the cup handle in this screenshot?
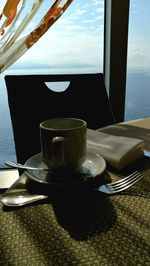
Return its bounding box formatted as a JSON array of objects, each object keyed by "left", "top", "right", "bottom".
[{"left": 52, "top": 136, "right": 65, "bottom": 166}]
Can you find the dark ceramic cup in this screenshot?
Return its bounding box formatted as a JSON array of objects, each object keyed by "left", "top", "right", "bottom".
[{"left": 40, "top": 118, "right": 87, "bottom": 174}]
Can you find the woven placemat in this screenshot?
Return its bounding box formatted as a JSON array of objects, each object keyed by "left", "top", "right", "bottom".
[
  {"left": 0, "top": 155, "right": 150, "bottom": 266},
  {"left": 0, "top": 187, "right": 150, "bottom": 266}
]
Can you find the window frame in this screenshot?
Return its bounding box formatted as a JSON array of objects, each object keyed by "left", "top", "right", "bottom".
[{"left": 104, "top": 0, "right": 130, "bottom": 122}]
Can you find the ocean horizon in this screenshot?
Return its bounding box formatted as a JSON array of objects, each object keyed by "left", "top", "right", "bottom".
[{"left": 0, "top": 68, "right": 150, "bottom": 167}]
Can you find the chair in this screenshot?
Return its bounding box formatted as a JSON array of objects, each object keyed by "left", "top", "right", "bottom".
[{"left": 5, "top": 73, "right": 115, "bottom": 164}]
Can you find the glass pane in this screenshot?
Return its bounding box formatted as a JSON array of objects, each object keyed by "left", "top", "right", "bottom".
[
  {"left": 0, "top": 74, "right": 16, "bottom": 168},
  {"left": 5, "top": 0, "right": 104, "bottom": 73},
  {"left": 125, "top": 0, "right": 150, "bottom": 120},
  {"left": 0, "top": 0, "right": 74, "bottom": 72},
  {"left": 0, "top": 0, "right": 104, "bottom": 167}
]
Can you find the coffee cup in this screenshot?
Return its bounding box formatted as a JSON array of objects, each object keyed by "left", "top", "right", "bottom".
[{"left": 40, "top": 118, "right": 87, "bottom": 174}]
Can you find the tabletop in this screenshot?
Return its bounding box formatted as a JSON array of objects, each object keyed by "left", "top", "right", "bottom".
[{"left": 0, "top": 118, "right": 150, "bottom": 266}]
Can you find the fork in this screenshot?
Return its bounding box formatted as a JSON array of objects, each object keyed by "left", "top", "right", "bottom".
[
  {"left": 98, "top": 171, "right": 143, "bottom": 194},
  {"left": 1, "top": 171, "right": 143, "bottom": 207}
]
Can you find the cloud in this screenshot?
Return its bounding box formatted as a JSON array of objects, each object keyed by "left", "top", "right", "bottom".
[
  {"left": 12, "top": 0, "right": 104, "bottom": 70},
  {"left": 127, "top": 38, "right": 150, "bottom": 69},
  {"left": 91, "top": 0, "right": 103, "bottom": 6},
  {"left": 18, "top": 29, "right": 103, "bottom": 69}
]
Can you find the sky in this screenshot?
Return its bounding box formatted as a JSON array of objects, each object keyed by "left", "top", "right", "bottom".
[
  {"left": 8, "top": 0, "right": 104, "bottom": 70},
  {"left": 1, "top": 0, "right": 150, "bottom": 71},
  {"left": 127, "top": 0, "right": 150, "bottom": 70}
]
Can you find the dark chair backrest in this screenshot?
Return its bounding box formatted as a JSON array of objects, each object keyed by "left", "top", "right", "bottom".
[{"left": 5, "top": 73, "right": 115, "bottom": 164}]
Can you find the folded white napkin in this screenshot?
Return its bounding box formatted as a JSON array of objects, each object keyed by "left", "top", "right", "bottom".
[{"left": 87, "top": 129, "right": 144, "bottom": 170}]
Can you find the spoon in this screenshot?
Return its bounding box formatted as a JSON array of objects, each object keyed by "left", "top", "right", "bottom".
[
  {"left": 1, "top": 194, "right": 48, "bottom": 207},
  {"left": 5, "top": 151, "right": 149, "bottom": 172},
  {"left": 4, "top": 160, "right": 51, "bottom": 172}
]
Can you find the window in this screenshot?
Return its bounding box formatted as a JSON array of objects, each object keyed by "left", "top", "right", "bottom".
[
  {"left": 104, "top": 0, "right": 130, "bottom": 122},
  {"left": 0, "top": 0, "right": 104, "bottom": 167},
  {"left": 125, "top": 0, "right": 150, "bottom": 120}
]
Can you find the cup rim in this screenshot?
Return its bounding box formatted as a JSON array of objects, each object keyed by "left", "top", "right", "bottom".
[{"left": 40, "top": 117, "right": 87, "bottom": 130}]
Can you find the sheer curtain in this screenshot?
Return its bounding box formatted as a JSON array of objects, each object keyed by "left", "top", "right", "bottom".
[{"left": 0, "top": 0, "right": 73, "bottom": 73}]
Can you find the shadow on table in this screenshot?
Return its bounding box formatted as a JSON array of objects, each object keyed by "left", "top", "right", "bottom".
[
  {"left": 34, "top": 172, "right": 116, "bottom": 241},
  {"left": 2, "top": 171, "right": 117, "bottom": 241},
  {"left": 25, "top": 171, "right": 116, "bottom": 240},
  {"left": 51, "top": 190, "right": 117, "bottom": 241}
]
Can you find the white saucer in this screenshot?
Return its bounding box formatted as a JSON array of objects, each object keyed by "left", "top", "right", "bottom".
[{"left": 25, "top": 150, "right": 106, "bottom": 188}]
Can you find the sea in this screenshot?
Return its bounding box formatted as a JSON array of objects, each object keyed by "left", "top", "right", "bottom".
[{"left": 0, "top": 68, "right": 150, "bottom": 168}]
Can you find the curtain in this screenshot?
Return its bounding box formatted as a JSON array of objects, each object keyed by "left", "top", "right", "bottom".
[{"left": 0, "top": 0, "right": 73, "bottom": 73}]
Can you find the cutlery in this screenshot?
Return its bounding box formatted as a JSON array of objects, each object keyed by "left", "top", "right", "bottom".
[
  {"left": 3, "top": 160, "right": 52, "bottom": 172},
  {"left": 1, "top": 171, "right": 143, "bottom": 207},
  {"left": 1, "top": 194, "right": 48, "bottom": 207},
  {"left": 97, "top": 171, "right": 143, "bottom": 194},
  {"left": 4, "top": 150, "right": 149, "bottom": 172}
]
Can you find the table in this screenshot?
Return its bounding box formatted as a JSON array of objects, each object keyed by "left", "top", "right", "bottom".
[{"left": 0, "top": 118, "right": 150, "bottom": 266}]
